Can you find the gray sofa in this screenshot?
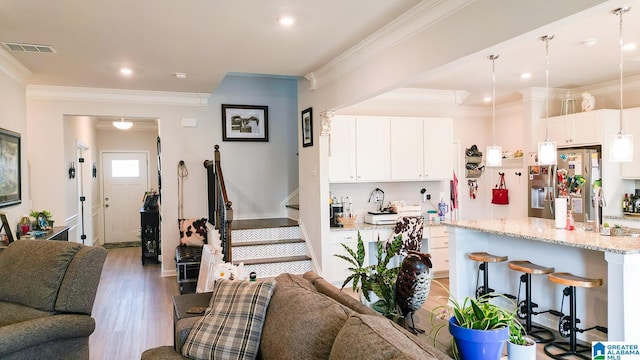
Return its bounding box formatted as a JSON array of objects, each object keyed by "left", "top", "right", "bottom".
[
  {"left": 0, "top": 240, "right": 107, "bottom": 359},
  {"left": 142, "top": 271, "right": 452, "bottom": 359}
]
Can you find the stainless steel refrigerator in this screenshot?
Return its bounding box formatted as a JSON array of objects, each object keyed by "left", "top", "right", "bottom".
[{"left": 528, "top": 148, "right": 601, "bottom": 223}]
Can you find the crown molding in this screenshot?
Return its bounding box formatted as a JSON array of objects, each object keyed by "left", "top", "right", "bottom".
[
  {"left": 573, "top": 74, "right": 640, "bottom": 97},
  {"left": 26, "top": 85, "right": 210, "bottom": 106},
  {"left": 305, "top": 0, "right": 474, "bottom": 90},
  {"left": 0, "top": 47, "right": 32, "bottom": 84},
  {"left": 373, "top": 87, "right": 470, "bottom": 104}
]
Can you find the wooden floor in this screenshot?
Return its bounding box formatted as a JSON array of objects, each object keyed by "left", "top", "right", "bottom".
[
  {"left": 89, "top": 247, "right": 178, "bottom": 360},
  {"left": 88, "top": 248, "right": 577, "bottom": 359}
]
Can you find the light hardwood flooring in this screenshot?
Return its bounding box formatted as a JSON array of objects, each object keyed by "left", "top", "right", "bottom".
[
  {"left": 89, "top": 247, "right": 577, "bottom": 359},
  {"left": 89, "top": 247, "right": 178, "bottom": 360}
]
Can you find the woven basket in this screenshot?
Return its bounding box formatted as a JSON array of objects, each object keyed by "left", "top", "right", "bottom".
[{"left": 337, "top": 215, "right": 358, "bottom": 228}]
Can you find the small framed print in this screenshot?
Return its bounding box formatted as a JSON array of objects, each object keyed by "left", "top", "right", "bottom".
[
  {"left": 301, "top": 107, "right": 313, "bottom": 147},
  {"left": 221, "top": 104, "right": 269, "bottom": 142}
]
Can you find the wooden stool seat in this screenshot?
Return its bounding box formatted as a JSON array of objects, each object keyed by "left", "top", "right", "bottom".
[
  {"left": 509, "top": 260, "right": 554, "bottom": 275},
  {"left": 548, "top": 272, "right": 603, "bottom": 288},
  {"left": 468, "top": 252, "right": 508, "bottom": 263}
]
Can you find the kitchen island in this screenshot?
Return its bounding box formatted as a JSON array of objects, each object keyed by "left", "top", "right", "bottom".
[{"left": 446, "top": 217, "right": 640, "bottom": 342}]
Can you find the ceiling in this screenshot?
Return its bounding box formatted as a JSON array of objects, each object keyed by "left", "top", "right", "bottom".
[{"left": 2, "top": 1, "right": 640, "bottom": 108}]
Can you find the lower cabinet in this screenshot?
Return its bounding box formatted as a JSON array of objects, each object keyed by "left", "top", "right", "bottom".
[
  {"left": 427, "top": 226, "right": 449, "bottom": 278},
  {"left": 324, "top": 230, "right": 372, "bottom": 285}
]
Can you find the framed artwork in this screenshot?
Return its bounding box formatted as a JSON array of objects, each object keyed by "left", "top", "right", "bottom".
[
  {"left": 0, "top": 128, "right": 21, "bottom": 208},
  {"left": 221, "top": 104, "right": 269, "bottom": 142},
  {"left": 301, "top": 107, "right": 313, "bottom": 147},
  {"left": 0, "top": 211, "right": 15, "bottom": 244}
]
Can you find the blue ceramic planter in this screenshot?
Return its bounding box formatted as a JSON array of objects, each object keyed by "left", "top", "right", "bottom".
[{"left": 449, "top": 317, "right": 508, "bottom": 360}]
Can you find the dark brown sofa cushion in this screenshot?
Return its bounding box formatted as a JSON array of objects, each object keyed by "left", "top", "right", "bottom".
[
  {"left": 259, "top": 273, "right": 353, "bottom": 360},
  {"left": 329, "top": 313, "right": 452, "bottom": 360}
]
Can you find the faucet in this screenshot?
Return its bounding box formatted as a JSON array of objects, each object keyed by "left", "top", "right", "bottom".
[
  {"left": 592, "top": 186, "right": 606, "bottom": 233},
  {"left": 368, "top": 188, "right": 385, "bottom": 212}
]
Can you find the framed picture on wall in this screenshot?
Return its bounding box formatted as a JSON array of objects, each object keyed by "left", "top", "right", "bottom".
[
  {"left": 0, "top": 128, "right": 21, "bottom": 208},
  {"left": 301, "top": 107, "right": 313, "bottom": 147},
  {"left": 221, "top": 104, "right": 269, "bottom": 142}
]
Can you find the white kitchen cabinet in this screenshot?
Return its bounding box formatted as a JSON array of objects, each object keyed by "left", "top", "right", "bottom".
[
  {"left": 423, "top": 118, "right": 453, "bottom": 180},
  {"left": 390, "top": 117, "right": 424, "bottom": 181},
  {"left": 620, "top": 108, "right": 640, "bottom": 178},
  {"left": 329, "top": 116, "right": 357, "bottom": 182},
  {"left": 324, "top": 230, "right": 373, "bottom": 285},
  {"left": 427, "top": 226, "right": 449, "bottom": 278},
  {"left": 544, "top": 111, "right": 602, "bottom": 147},
  {"left": 355, "top": 117, "right": 390, "bottom": 182}
]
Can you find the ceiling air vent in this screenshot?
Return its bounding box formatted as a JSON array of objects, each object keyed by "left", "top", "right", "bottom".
[{"left": 2, "top": 42, "right": 56, "bottom": 53}]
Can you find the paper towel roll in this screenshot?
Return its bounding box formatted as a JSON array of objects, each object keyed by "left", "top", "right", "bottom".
[{"left": 555, "top": 197, "right": 567, "bottom": 229}]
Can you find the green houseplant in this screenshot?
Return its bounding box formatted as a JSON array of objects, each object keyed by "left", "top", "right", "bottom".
[
  {"left": 334, "top": 231, "right": 403, "bottom": 318},
  {"left": 430, "top": 281, "right": 527, "bottom": 360}
]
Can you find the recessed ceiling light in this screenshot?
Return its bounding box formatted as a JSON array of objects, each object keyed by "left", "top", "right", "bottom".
[
  {"left": 120, "top": 68, "right": 133, "bottom": 76},
  {"left": 623, "top": 42, "right": 637, "bottom": 51},
  {"left": 483, "top": 96, "right": 492, "bottom": 103},
  {"left": 580, "top": 38, "right": 598, "bottom": 47},
  {"left": 520, "top": 72, "right": 531, "bottom": 79},
  {"left": 278, "top": 16, "right": 295, "bottom": 26},
  {"left": 175, "top": 72, "right": 187, "bottom": 79}
]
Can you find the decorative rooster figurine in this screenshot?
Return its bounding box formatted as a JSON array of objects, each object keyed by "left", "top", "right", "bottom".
[{"left": 395, "top": 251, "right": 433, "bottom": 334}]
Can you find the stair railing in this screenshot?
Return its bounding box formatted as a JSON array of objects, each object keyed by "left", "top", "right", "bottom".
[{"left": 203, "top": 145, "right": 233, "bottom": 263}]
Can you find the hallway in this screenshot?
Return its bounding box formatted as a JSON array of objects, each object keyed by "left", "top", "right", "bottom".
[{"left": 89, "top": 247, "right": 177, "bottom": 360}]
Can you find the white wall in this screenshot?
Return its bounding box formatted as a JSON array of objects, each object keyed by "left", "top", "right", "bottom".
[
  {"left": 0, "top": 55, "right": 29, "bottom": 235},
  {"left": 62, "top": 115, "right": 98, "bottom": 244},
  {"left": 26, "top": 74, "right": 298, "bottom": 274}
]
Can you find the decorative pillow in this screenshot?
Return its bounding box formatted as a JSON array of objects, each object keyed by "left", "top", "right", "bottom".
[
  {"left": 182, "top": 279, "right": 276, "bottom": 360},
  {"left": 179, "top": 218, "right": 208, "bottom": 246}
]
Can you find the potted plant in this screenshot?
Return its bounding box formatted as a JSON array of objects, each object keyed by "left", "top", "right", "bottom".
[
  {"left": 430, "top": 283, "right": 525, "bottom": 360},
  {"left": 601, "top": 222, "right": 611, "bottom": 236},
  {"left": 611, "top": 224, "right": 625, "bottom": 236},
  {"left": 507, "top": 318, "right": 536, "bottom": 360},
  {"left": 335, "top": 231, "right": 403, "bottom": 318}
]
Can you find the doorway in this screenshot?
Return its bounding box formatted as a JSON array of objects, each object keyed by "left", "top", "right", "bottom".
[{"left": 102, "top": 152, "right": 149, "bottom": 243}]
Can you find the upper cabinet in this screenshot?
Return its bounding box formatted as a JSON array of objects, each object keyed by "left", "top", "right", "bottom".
[
  {"left": 544, "top": 111, "right": 602, "bottom": 147},
  {"left": 355, "top": 117, "right": 391, "bottom": 182},
  {"left": 620, "top": 108, "right": 640, "bottom": 178},
  {"left": 330, "top": 115, "right": 452, "bottom": 183},
  {"left": 329, "top": 116, "right": 357, "bottom": 182}
]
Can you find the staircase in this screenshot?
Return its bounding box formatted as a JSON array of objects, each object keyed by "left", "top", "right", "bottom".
[{"left": 230, "top": 218, "right": 311, "bottom": 278}]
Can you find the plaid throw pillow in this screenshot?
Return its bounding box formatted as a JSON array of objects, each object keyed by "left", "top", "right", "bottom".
[{"left": 182, "top": 279, "right": 276, "bottom": 360}]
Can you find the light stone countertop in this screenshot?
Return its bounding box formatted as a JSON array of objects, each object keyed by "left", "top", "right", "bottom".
[
  {"left": 445, "top": 217, "right": 640, "bottom": 255},
  {"left": 329, "top": 221, "right": 445, "bottom": 232}
]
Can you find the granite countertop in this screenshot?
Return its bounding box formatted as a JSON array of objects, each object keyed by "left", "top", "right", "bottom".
[
  {"left": 445, "top": 217, "right": 640, "bottom": 255},
  {"left": 330, "top": 221, "right": 445, "bottom": 232}
]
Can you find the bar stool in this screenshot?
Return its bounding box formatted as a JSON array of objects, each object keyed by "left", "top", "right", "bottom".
[
  {"left": 468, "top": 252, "right": 508, "bottom": 298},
  {"left": 508, "top": 260, "right": 555, "bottom": 343},
  {"left": 544, "top": 272, "right": 606, "bottom": 360}
]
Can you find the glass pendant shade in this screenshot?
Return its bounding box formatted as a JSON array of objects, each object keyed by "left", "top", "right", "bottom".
[
  {"left": 611, "top": 7, "right": 634, "bottom": 163},
  {"left": 113, "top": 118, "right": 133, "bottom": 130},
  {"left": 610, "top": 133, "right": 633, "bottom": 162},
  {"left": 485, "top": 54, "right": 502, "bottom": 167},
  {"left": 486, "top": 145, "right": 502, "bottom": 166},
  {"left": 538, "top": 141, "right": 557, "bottom": 165}
]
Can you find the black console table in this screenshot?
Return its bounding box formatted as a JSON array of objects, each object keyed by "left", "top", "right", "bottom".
[{"left": 140, "top": 208, "right": 160, "bottom": 265}]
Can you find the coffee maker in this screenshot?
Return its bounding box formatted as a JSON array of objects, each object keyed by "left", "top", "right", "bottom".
[{"left": 330, "top": 199, "right": 344, "bottom": 228}]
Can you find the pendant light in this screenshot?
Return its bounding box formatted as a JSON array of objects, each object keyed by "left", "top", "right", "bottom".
[
  {"left": 486, "top": 54, "right": 502, "bottom": 167},
  {"left": 113, "top": 117, "right": 133, "bottom": 130},
  {"left": 537, "top": 35, "right": 557, "bottom": 166},
  {"left": 610, "top": 7, "right": 633, "bottom": 163}
]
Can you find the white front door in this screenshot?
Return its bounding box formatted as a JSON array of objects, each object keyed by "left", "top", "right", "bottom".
[{"left": 103, "top": 152, "right": 149, "bottom": 243}]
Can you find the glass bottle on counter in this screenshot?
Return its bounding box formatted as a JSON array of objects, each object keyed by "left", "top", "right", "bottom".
[
  {"left": 566, "top": 210, "right": 575, "bottom": 230},
  {"left": 623, "top": 193, "right": 629, "bottom": 213}
]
